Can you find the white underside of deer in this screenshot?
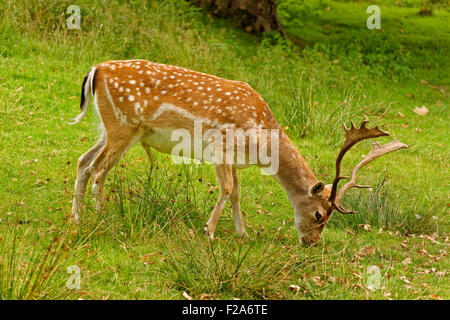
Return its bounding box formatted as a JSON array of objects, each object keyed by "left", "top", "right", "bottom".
[{"left": 71, "top": 60, "right": 407, "bottom": 245}]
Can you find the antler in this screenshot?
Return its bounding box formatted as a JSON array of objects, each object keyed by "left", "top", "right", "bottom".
[
  {"left": 333, "top": 139, "right": 408, "bottom": 213},
  {"left": 328, "top": 119, "right": 407, "bottom": 214}
]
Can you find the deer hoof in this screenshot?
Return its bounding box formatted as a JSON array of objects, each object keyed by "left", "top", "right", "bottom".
[
  {"left": 240, "top": 231, "right": 249, "bottom": 238},
  {"left": 204, "top": 225, "right": 214, "bottom": 240}
]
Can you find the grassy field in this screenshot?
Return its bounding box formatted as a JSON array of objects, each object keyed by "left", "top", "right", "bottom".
[{"left": 0, "top": 0, "right": 448, "bottom": 299}]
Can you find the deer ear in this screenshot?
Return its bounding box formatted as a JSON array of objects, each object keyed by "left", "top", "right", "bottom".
[{"left": 309, "top": 181, "right": 325, "bottom": 197}]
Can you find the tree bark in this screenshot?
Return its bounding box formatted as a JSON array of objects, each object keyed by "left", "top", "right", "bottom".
[{"left": 189, "top": 0, "right": 285, "bottom": 36}]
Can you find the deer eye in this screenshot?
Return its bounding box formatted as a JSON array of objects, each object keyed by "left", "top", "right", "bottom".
[{"left": 315, "top": 211, "right": 323, "bottom": 222}]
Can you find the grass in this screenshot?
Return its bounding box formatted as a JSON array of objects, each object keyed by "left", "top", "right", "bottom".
[
  {"left": 0, "top": 223, "right": 91, "bottom": 299},
  {"left": 0, "top": 0, "right": 448, "bottom": 299}
]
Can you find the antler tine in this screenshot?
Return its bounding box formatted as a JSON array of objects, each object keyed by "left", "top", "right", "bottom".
[
  {"left": 328, "top": 119, "right": 389, "bottom": 205},
  {"left": 334, "top": 139, "right": 408, "bottom": 214}
]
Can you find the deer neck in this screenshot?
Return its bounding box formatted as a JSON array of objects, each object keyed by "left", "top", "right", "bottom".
[{"left": 273, "top": 131, "right": 318, "bottom": 207}]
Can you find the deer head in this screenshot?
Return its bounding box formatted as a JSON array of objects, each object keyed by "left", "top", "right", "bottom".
[{"left": 296, "top": 119, "right": 408, "bottom": 245}]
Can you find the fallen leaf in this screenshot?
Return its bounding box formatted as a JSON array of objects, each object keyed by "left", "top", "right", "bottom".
[
  {"left": 413, "top": 105, "right": 429, "bottom": 116},
  {"left": 400, "top": 275, "right": 411, "bottom": 284},
  {"left": 418, "top": 249, "right": 428, "bottom": 256},
  {"left": 397, "top": 112, "right": 405, "bottom": 118},
  {"left": 400, "top": 240, "right": 409, "bottom": 250},
  {"left": 182, "top": 292, "right": 193, "bottom": 300},
  {"left": 289, "top": 284, "right": 301, "bottom": 293},
  {"left": 312, "top": 276, "right": 324, "bottom": 286},
  {"left": 357, "top": 246, "right": 375, "bottom": 257},
  {"left": 200, "top": 293, "right": 214, "bottom": 300},
  {"left": 358, "top": 224, "right": 372, "bottom": 232},
  {"left": 402, "top": 257, "right": 412, "bottom": 265}
]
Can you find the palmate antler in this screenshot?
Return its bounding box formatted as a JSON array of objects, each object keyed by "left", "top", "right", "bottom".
[{"left": 329, "top": 119, "right": 408, "bottom": 214}]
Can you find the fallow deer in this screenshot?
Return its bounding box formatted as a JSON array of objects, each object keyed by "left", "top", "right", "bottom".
[{"left": 71, "top": 59, "right": 407, "bottom": 245}]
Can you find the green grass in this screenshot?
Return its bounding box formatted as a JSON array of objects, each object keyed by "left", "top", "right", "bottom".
[{"left": 0, "top": 0, "right": 448, "bottom": 299}]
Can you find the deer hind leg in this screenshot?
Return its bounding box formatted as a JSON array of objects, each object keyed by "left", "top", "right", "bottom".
[
  {"left": 141, "top": 141, "right": 155, "bottom": 166},
  {"left": 90, "top": 128, "right": 142, "bottom": 212},
  {"left": 71, "top": 133, "right": 107, "bottom": 223},
  {"left": 231, "top": 168, "right": 248, "bottom": 237},
  {"left": 204, "top": 164, "right": 233, "bottom": 240}
]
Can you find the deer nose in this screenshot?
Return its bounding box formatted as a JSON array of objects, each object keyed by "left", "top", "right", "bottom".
[{"left": 300, "top": 235, "right": 321, "bottom": 246}]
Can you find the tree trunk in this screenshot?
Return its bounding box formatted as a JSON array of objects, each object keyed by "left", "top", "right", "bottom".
[{"left": 189, "top": 0, "right": 286, "bottom": 36}]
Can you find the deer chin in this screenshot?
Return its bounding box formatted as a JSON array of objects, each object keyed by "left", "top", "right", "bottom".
[
  {"left": 294, "top": 211, "right": 319, "bottom": 246},
  {"left": 300, "top": 233, "right": 321, "bottom": 246},
  {"left": 298, "top": 219, "right": 325, "bottom": 246}
]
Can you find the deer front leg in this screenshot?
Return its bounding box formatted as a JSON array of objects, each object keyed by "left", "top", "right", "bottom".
[
  {"left": 141, "top": 141, "right": 155, "bottom": 166},
  {"left": 204, "top": 164, "right": 233, "bottom": 240},
  {"left": 231, "top": 168, "right": 248, "bottom": 237}
]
